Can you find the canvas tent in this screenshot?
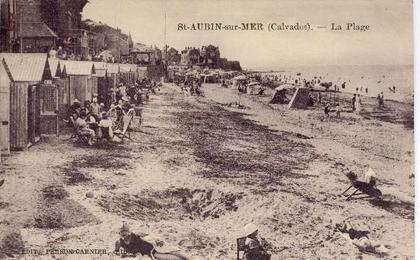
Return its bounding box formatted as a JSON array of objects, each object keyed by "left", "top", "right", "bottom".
[
  {"left": 246, "top": 82, "right": 263, "bottom": 95},
  {"left": 288, "top": 87, "right": 310, "bottom": 109},
  {"left": 270, "top": 86, "right": 288, "bottom": 104}
]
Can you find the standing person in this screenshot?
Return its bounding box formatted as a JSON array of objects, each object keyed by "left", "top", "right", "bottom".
[
  {"left": 110, "top": 88, "right": 117, "bottom": 105},
  {"left": 318, "top": 92, "right": 322, "bottom": 104},
  {"left": 355, "top": 94, "right": 362, "bottom": 113},
  {"left": 49, "top": 47, "right": 57, "bottom": 58},
  {"left": 351, "top": 94, "right": 357, "bottom": 112},
  {"left": 365, "top": 87, "right": 368, "bottom": 94},
  {"left": 127, "top": 85, "right": 136, "bottom": 103},
  {"left": 324, "top": 103, "right": 331, "bottom": 117},
  {"left": 90, "top": 94, "right": 101, "bottom": 116},
  {"left": 336, "top": 103, "right": 341, "bottom": 118},
  {"left": 379, "top": 92, "right": 385, "bottom": 107},
  {"left": 119, "top": 83, "right": 127, "bottom": 101},
  {"left": 376, "top": 94, "right": 382, "bottom": 108}
]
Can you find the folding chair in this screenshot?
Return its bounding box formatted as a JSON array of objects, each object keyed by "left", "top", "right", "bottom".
[
  {"left": 66, "top": 117, "right": 95, "bottom": 146},
  {"left": 237, "top": 237, "right": 271, "bottom": 260},
  {"left": 114, "top": 108, "right": 135, "bottom": 142},
  {"left": 342, "top": 173, "right": 382, "bottom": 201},
  {"left": 236, "top": 237, "right": 247, "bottom": 260}
]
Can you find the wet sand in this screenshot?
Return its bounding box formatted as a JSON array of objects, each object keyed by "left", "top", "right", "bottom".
[{"left": 0, "top": 83, "right": 414, "bottom": 259}]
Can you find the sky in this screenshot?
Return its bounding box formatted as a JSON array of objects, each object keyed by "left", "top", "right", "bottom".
[{"left": 82, "top": 0, "right": 413, "bottom": 69}]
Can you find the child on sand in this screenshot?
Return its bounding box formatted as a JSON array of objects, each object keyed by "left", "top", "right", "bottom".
[
  {"left": 336, "top": 103, "right": 341, "bottom": 118},
  {"left": 115, "top": 223, "right": 189, "bottom": 260}
]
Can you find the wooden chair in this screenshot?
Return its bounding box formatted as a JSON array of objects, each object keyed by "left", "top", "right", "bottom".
[
  {"left": 113, "top": 108, "right": 135, "bottom": 142},
  {"left": 342, "top": 172, "right": 382, "bottom": 200},
  {"left": 236, "top": 237, "right": 247, "bottom": 260}
]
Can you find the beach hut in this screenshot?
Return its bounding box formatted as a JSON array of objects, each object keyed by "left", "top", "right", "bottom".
[
  {"left": 0, "top": 53, "right": 53, "bottom": 150},
  {"left": 93, "top": 61, "right": 114, "bottom": 107},
  {"left": 0, "top": 59, "right": 11, "bottom": 155},
  {"left": 61, "top": 60, "right": 97, "bottom": 104},
  {"left": 48, "top": 58, "right": 70, "bottom": 132},
  {"left": 119, "top": 64, "right": 138, "bottom": 84},
  {"left": 106, "top": 63, "right": 120, "bottom": 87},
  {"left": 288, "top": 87, "right": 310, "bottom": 109},
  {"left": 137, "top": 66, "right": 148, "bottom": 80}
]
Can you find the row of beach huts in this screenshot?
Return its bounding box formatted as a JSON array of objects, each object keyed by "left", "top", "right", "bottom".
[{"left": 0, "top": 53, "right": 154, "bottom": 156}]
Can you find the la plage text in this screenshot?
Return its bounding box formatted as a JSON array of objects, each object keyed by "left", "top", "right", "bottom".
[{"left": 177, "top": 22, "right": 370, "bottom": 32}]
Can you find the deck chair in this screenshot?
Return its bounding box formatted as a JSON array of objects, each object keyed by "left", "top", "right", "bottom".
[
  {"left": 114, "top": 108, "right": 135, "bottom": 142},
  {"left": 67, "top": 117, "right": 95, "bottom": 146},
  {"left": 237, "top": 237, "right": 247, "bottom": 260},
  {"left": 237, "top": 237, "right": 271, "bottom": 260},
  {"left": 342, "top": 172, "right": 382, "bottom": 201}
]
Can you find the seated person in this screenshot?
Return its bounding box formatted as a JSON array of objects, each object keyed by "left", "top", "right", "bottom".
[
  {"left": 242, "top": 223, "right": 270, "bottom": 260},
  {"left": 98, "top": 113, "right": 113, "bottom": 140},
  {"left": 364, "top": 167, "right": 377, "bottom": 186},
  {"left": 99, "top": 103, "right": 106, "bottom": 114},
  {"left": 115, "top": 223, "right": 189, "bottom": 260},
  {"left": 69, "top": 99, "right": 82, "bottom": 116},
  {"left": 73, "top": 111, "right": 95, "bottom": 140},
  {"left": 121, "top": 97, "right": 132, "bottom": 114}
]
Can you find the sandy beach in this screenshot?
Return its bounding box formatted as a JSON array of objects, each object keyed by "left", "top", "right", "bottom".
[{"left": 0, "top": 83, "right": 414, "bottom": 259}]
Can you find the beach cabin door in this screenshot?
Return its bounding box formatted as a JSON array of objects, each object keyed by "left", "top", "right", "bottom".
[
  {"left": 28, "top": 85, "right": 41, "bottom": 145},
  {"left": 0, "top": 84, "right": 9, "bottom": 155},
  {"left": 40, "top": 83, "right": 59, "bottom": 136}
]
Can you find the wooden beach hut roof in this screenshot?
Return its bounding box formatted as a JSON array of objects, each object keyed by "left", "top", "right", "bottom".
[
  {"left": 106, "top": 63, "right": 120, "bottom": 74},
  {"left": 60, "top": 60, "right": 95, "bottom": 76},
  {"left": 0, "top": 53, "right": 51, "bottom": 82},
  {"left": 47, "top": 58, "right": 63, "bottom": 78},
  {"left": 93, "top": 62, "right": 107, "bottom": 77},
  {"left": 119, "top": 63, "right": 137, "bottom": 73}
]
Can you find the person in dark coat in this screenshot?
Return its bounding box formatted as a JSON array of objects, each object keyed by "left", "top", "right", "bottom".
[{"left": 115, "top": 224, "right": 189, "bottom": 260}]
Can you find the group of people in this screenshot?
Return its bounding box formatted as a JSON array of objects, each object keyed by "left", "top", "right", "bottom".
[
  {"left": 109, "top": 78, "right": 160, "bottom": 107},
  {"left": 178, "top": 78, "right": 202, "bottom": 96},
  {"left": 114, "top": 222, "right": 270, "bottom": 260},
  {"left": 69, "top": 92, "right": 135, "bottom": 145}
]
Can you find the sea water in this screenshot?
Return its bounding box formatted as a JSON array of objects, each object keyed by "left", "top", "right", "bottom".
[{"left": 252, "top": 65, "right": 414, "bottom": 102}]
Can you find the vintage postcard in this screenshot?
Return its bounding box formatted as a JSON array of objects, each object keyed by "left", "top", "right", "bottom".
[{"left": 0, "top": 0, "right": 415, "bottom": 259}]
